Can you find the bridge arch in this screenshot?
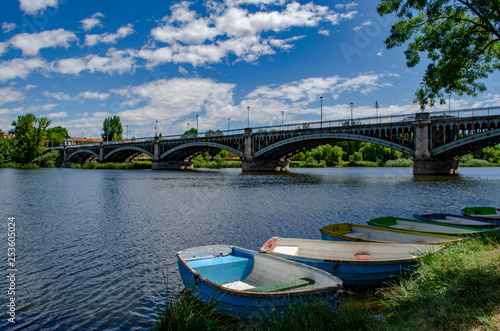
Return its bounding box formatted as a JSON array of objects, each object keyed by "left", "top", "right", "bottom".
[
  {"left": 104, "top": 146, "right": 154, "bottom": 161},
  {"left": 253, "top": 133, "right": 413, "bottom": 159},
  {"left": 67, "top": 149, "right": 99, "bottom": 162},
  {"left": 160, "top": 142, "right": 244, "bottom": 160},
  {"left": 432, "top": 129, "right": 500, "bottom": 157}
]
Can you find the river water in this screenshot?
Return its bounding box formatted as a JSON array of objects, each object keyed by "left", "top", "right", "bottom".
[{"left": 0, "top": 167, "right": 499, "bottom": 330}]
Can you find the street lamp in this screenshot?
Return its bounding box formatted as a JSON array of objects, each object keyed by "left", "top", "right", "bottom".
[
  {"left": 319, "top": 96, "right": 324, "bottom": 128},
  {"left": 228, "top": 118, "right": 230, "bottom": 131},
  {"left": 281, "top": 111, "right": 284, "bottom": 126},
  {"left": 126, "top": 125, "right": 128, "bottom": 140},
  {"left": 350, "top": 102, "right": 353, "bottom": 125},
  {"left": 247, "top": 106, "right": 250, "bottom": 128},
  {"left": 375, "top": 101, "right": 379, "bottom": 124},
  {"left": 196, "top": 115, "right": 199, "bottom": 132},
  {"left": 155, "top": 120, "right": 158, "bottom": 137}
]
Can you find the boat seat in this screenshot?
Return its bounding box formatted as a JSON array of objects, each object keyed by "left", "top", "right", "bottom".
[
  {"left": 222, "top": 280, "right": 255, "bottom": 291},
  {"left": 348, "top": 232, "right": 369, "bottom": 239},
  {"left": 273, "top": 246, "right": 299, "bottom": 255},
  {"left": 245, "top": 278, "right": 315, "bottom": 293}
]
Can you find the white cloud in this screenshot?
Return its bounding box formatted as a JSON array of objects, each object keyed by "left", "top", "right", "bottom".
[
  {"left": 10, "top": 29, "right": 78, "bottom": 56},
  {"left": 335, "top": 3, "right": 358, "bottom": 10},
  {"left": 2, "top": 23, "right": 17, "bottom": 34},
  {"left": 25, "top": 84, "right": 37, "bottom": 90},
  {"left": 0, "top": 42, "right": 8, "bottom": 56},
  {"left": 47, "top": 111, "right": 67, "bottom": 118},
  {"left": 117, "top": 78, "right": 236, "bottom": 132},
  {"left": 0, "top": 57, "right": 47, "bottom": 82},
  {"left": 144, "top": 1, "right": 355, "bottom": 67},
  {"left": 318, "top": 29, "right": 329, "bottom": 36},
  {"left": 51, "top": 49, "right": 135, "bottom": 76},
  {"left": 247, "top": 73, "right": 395, "bottom": 107},
  {"left": 0, "top": 87, "right": 24, "bottom": 106},
  {"left": 84, "top": 24, "right": 135, "bottom": 47},
  {"left": 43, "top": 90, "right": 110, "bottom": 102},
  {"left": 43, "top": 91, "right": 74, "bottom": 101},
  {"left": 80, "top": 12, "right": 105, "bottom": 31},
  {"left": 353, "top": 20, "right": 372, "bottom": 31},
  {"left": 19, "top": 0, "right": 60, "bottom": 15},
  {"left": 79, "top": 91, "right": 110, "bottom": 100}
]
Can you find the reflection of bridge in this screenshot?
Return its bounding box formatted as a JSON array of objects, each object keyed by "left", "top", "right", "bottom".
[{"left": 49, "top": 107, "right": 500, "bottom": 175}]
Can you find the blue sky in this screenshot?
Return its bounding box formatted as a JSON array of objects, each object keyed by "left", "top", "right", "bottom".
[{"left": 1, "top": 0, "right": 499, "bottom": 139}]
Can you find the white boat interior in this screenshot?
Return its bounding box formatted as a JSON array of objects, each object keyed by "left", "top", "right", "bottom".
[{"left": 263, "top": 237, "right": 442, "bottom": 262}]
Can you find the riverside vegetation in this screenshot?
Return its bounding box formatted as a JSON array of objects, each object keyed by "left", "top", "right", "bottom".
[{"left": 153, "top": 234, "right": 500, "bottom": 330}]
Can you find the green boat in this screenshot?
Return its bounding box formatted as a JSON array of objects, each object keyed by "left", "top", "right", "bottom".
[
  {"left": 461, "top": 207, "right": 500, "bottom": 221},
  {"left": 368, "top": 216, "right": 496, "bottom": 237}
]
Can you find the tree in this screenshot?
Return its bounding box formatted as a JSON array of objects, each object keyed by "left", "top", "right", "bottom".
[
  {"left": 378, "top": 0, "right": 500, "bottom": 108},
  {"left": 11, "top": 113, "right": 52, "bottom": 164},
  {"left": 182, "top": 128, "right": 198, "bottom": 138},
  {"left": 205, "top": 130, "right": 224, "bottom": 159},
  {"left": 46, "top": 126, "right": 69, "bottom": 147},
  {"left": 101, "top": 116, "right": 123, "bottom": 141}
]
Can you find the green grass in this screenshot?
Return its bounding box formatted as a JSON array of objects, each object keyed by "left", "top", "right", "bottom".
[
  {"left": 155, "top": 235, "right": 500, "bottom": 330},
  {"left": 71, "top": 161, "right": 152, "bottom": 170},
  {"left": 379, "top": 235, "right": 500, "bottom": 330},
  {"left": 460, "top": 159, "right": 498, "bottom": 167},
  {"left": 384, "top": 159, "right": 413, "bottom": 167}
]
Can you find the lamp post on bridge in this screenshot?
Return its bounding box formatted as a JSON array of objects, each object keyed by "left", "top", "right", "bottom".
[
  {"left": 281, "top": 111, "right": 284, "bottom": 126},
  {"left": 247, "top": 106, "right": 250, "bottom": 128},
  {"left": 196, "top": 115, "right": 199, "bottom": 133},
  {"left": 126, "top": 125, "right": 128, "bottom": 140},
  {"left": 350, "top": 102, "right": 353, "bottom": 125},
  {"left": 228, "top": 118, "right": 230, "bottom": 131},
  {"left": 319, "top": 96, "right": 323, "bottom": 128},
  {"left": 375, "top": 101, "right": 379, "bottom": 124}
]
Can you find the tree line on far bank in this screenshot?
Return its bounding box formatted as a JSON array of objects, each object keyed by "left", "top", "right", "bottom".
[{"left": 1, "top": 113, "right": 499, "bottom": 169}]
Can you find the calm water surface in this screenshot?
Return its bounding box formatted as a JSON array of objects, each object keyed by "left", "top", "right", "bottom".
[{"left": 0, "top": 167, "right": 499, "bottom": 330}]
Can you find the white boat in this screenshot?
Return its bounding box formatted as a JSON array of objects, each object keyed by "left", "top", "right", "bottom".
[
  {"left": 414, "top": 213, "right": 500, "bottom": 228},
  {"left": 260, "top": 237, "right": 443, "bottom": 286},
  {"left": 461, "top": 207, "right": 500, "bottom": 221},
  {"left": 320, "top": 223, "right": 461, "bottom": 244},
  {"left": 368, "top": 216, "right": 494, "bottom": 237}
]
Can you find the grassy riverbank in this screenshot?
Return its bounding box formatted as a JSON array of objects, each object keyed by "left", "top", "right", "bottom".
[
  {"left": 70, "top": 161, "right": 152, "bottom": 170},
  {"left": 153, "top": 235, "right": 500, "bottom": 330}
]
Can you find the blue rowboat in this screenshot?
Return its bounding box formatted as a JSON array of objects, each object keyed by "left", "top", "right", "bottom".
[
  {"left": 368, "top": 216, "right": 495, "bottom": 237},
  {"left": 260, "top": 237, "right": 443, "bottom": 286},
  {"left": 414, "top": 213, "right": 500, "bottom": 228},
  {"left": 177, "top": 245, "right": 343, "bottom": 319},
  {"left": 320, "top": 223, "right": 460, "bottom": 244}
]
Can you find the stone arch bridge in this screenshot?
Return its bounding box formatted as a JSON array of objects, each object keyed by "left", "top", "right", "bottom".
[{"left": 51, "top": 107, "right": 500, "bottom": 175}]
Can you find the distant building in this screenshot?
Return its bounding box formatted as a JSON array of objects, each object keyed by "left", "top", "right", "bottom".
[
  {"left": 2, "top": 132, "right": 13, "bottom": 139},
  {"left": 63, "top": 137, "right": 103, "bottom": 146}
]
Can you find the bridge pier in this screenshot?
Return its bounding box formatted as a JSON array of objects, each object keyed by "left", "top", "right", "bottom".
[
  {"left": 241, "top": 128, "right": 289, "bottom": 172},
  {"left": 152, "top": 160, "right": 194, "bottom": 170},
  {"left": 241, "top": 158, "right": 289, "bottom": 172},
  {"left": 413, "top": 157, "right": 460, "bottom": 175},
  {"left": 413, "top": 112, "right": 459, "bottom": 175}
]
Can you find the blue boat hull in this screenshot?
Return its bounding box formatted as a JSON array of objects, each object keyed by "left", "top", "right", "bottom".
[
  {"left": 274, "top": 254, "right": 416, "bottom": 286},
  {"left": 177, "top": 246, "right": 342, "bottom": 319}
]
